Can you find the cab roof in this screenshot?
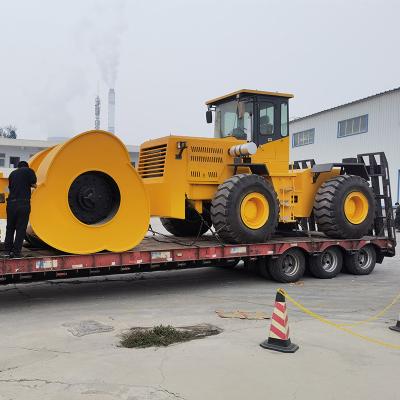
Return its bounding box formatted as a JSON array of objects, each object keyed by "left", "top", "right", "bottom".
[{"left": 205, "top": 89, "right": 294, "bottom": 106}]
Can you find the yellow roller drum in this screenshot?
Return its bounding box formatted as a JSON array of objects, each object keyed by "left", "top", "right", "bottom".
[{"left": 29, "top": 130, "right": 150, "bottom": 254}]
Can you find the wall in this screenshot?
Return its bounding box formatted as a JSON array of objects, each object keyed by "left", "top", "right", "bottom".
[{"left": 289, "top": 90, "right": 400, "bottom": 202}]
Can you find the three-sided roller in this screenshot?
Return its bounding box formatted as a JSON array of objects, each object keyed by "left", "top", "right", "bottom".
[{"left": 27, "top": 130, "right": 150, "bottom": 254}]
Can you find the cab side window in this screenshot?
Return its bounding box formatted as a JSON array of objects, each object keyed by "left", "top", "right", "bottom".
[
  {"left": 281, "top": 103, "right": 288, "bottom": 137},
  {"left": 259, "top": 103, "right": 274, "bottom": 135}
]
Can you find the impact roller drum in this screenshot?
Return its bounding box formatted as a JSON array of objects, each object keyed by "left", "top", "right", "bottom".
[{"left": 28, "top": 130, "right": 150, "bottom": 254}]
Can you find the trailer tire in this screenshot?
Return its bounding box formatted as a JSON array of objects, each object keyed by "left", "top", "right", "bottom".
[
  {"left": 258, "top": 258, "right": 272, "bottom": 280},
  {"left": 344, "top": 245, "right": 376, "bottom": 275},
  {"left": 267, "top": 248, "right": 306, "bottom": 283},
  {"left": 211, "top": 174, "right": 279, "bottom": 244},
  {"left": 314, "top": 175, "right": 375, "bottom": 239},
  {"left": 160, "top": 205, "right": 211, "bottom": 237},
  {"left": 309, "top": 246, "right": 343, "bottom": 279}
]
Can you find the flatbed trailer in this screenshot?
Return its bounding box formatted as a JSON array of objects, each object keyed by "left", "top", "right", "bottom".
[
  {"left": 0, "top": 231, "right": 395, "bottom": 284},
  {"left": 0, "top": 151, "right": 396, "bottom": 284}
]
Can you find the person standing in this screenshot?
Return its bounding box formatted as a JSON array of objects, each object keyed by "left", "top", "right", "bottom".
[
  {"left": 4, "top": 161, "right": 37, "bottom": 258},
  {"left": 395, "top": 202, "right": 400, "bottom": 232}
]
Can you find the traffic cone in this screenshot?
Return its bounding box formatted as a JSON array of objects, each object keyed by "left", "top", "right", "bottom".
[
  {"left": 389, "top": 313, "right": 400, "bottom": 332},
  {"left": 260, "top": 290, "right": 299, "bottom": 353}
]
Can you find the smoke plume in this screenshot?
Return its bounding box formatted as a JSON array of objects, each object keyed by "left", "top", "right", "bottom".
[{"left": 82, "top": 0, "right": 127, "bottom": 87}]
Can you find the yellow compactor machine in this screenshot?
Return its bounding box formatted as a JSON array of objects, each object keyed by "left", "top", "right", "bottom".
[{"left": 0, "top": 89, "right": 376, "bottom": 254}]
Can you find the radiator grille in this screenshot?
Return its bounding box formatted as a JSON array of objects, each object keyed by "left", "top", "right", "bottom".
[{"left": 138, "top": 144, "right": 167, "bottom": 178}]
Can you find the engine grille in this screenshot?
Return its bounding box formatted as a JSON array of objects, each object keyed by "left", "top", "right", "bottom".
[{"left": 138, "top": 144, "right": 167, "bottom": 178}]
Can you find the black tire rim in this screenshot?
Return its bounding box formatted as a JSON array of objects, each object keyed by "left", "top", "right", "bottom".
[{"left": 68, "top": 171, "right": 120, "bottom": 225}]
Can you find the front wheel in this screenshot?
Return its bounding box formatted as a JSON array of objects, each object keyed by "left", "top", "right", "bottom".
[
  {"left": 267, "top": 248, "right": 306, "bottom": 283},
  {"left": 211, "top": 174, "right": 279, "bottom": 243}
]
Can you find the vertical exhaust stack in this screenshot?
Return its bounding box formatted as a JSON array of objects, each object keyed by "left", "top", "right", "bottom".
[
  {"left": 95, "top": 95, "right": 101, "bottom": 130},
  {"left": 108, "top": 88, "right": 115, "bottom": 134}
]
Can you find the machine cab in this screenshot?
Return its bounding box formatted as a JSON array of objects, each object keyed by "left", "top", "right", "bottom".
[{"left": 206, "top": 89, "right": 293, "bottom": 146}]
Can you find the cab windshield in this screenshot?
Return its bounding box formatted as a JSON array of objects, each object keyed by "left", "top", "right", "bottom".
[{"left": 214, "top": 100, "right": 253, "bottom": 141}]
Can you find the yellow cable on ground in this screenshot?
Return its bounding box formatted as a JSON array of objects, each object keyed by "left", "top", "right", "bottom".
[
  {"left": 338, "top": 291, "right": 400, "bottom": 327},
  {"left": 278, "top": 288, "right": 400, "bottom": 350}
]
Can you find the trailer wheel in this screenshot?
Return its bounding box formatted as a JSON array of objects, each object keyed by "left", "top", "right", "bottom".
[
  {"left": 160, "top": 204, "right": 211, "bottom": 237},
  {"left": 244, "top": 258, "right": 269, "bottom": 277},
  {"left": 258, "top": 258, "right": 272, "bottom": 279},
  {"left": 313, "top": 175, "right": 375, "bottom": 239},
  {"left": 344, "top": 245, "right": 376, "bottom": 275},
  {"left": 309, "top": 246, "right": 343, "bottom": 279},
  {"left": 211, "top": 174, "right": 279, "bottom": 243},
  {"left": 216, "top": 259, "right": 240, "bottom": 269},
  {"left": 267, "top": 248, "right": 306, "bottom": 283}
]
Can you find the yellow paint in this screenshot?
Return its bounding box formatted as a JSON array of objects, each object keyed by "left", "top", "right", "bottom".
[
  {"left": 206, "top": 89, "right": 293, "bottom": 105},
  {"left": 344, "top": 191, "right": 369, "bottom": 224},
  {"left": 139, "top": 134, "right": 340, "bottom": 224},
  {"left": 240, "top": 192, "right": 269, "bottom": 229},
  {"left": 0, "top": 130, "right": 150, "bottom": 254}
]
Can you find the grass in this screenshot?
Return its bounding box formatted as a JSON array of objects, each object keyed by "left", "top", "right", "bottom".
[{"left": 120, "top": 324, "right": 221, "bottom": 348}]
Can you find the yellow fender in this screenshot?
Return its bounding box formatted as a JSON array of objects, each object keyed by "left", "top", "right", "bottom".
[{"left": 28, "top": 130, "right": 149, "bottom": 254}]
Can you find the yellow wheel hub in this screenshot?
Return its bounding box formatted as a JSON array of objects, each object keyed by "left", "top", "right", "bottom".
[
  {"left": 240, "top": 192, "right": 269, "bottom": 229},
  {"left": 344, "top": 191, "right": 369, "bottom": 225}
]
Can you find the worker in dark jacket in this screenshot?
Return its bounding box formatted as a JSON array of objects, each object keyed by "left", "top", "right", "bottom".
[
  {"left": 4, "top": 161, "right": 37, "bottom": 258},
  {"left": 395, "top": 202, "right": 400, "bottom": 232}
]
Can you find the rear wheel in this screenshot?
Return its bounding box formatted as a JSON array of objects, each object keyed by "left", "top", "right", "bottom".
[
  {"left": 309, "top": 246, "right": 343, "bottom": 279},
  {"left": 160, "top": 204, "right": 211, "bottom": 237},
  {"left": 211, "top": 174, "right": 279, "bottom": 243},
  {"left": 267, "top": 248, "right": 306, "bottom": 283},
  {"left": 344, "top": 245, "right": 376, "bottom": 275},
  {"left": 314, "top": 175, "right": 375, "bottom": 239}
]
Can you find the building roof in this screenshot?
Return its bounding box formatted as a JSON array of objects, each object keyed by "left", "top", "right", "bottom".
[
  {"left": 206, "top": 89, "right": 294, "bottom": 105},
  {"left": 290, "top": 86, "right": 400, "bottom": 123},
  {"left": 0, "top": 137, "right": 139, "bottom": 152}
]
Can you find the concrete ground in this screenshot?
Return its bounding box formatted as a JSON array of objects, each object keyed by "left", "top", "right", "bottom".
[{"left": 0, "top": 235, "right": 399, "bottom": 399}]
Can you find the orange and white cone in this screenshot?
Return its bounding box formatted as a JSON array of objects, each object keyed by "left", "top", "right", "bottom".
[
  {"left": 389, "top": 313, "right": 400, "bottom": 332},
  {"left": 260, "top": 290, "right": 299, "bottom": 353}
]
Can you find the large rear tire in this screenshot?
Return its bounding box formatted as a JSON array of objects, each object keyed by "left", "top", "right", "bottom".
[
  {"left": 160, "top": 204, "right": 211, "bottom": 237},
  {"left": 211, "top": 174, "right": 279, "bottom": 243},
  {"left": 314, "top": 175, "right": 375, "bottom": 239}
]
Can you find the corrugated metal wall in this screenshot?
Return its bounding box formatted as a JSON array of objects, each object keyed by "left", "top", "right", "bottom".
[{"left": 289, "top": 90, "right": 400, "bottom": 202}]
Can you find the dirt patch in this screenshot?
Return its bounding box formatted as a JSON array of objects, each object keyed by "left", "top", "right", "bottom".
[{"left": 119, "top": 323, "right": 222, "bottom": 348}]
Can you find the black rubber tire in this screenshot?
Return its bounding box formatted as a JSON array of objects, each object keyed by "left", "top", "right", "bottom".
[
  {"left": 314, "top": 175, "right": 375, "bottom": 239},
  {"left": 267, "top": 248, "right": 306, "bottom": 283},
  {"left": 243, "top": 258, "right": 268, "bottom": 277},
  {"left": 216, "top": 259, "right": 240, "bottom": 269},
  {"left": 258, "top": 257, "right": 272, "bottom": 280},
  {"left": 160, "top": 204, "right": 211, "bottom": 237},
  {"left": 309, "top": 246, "right": 343, "bottom": 279},
  {"left": 211, "top": 174, "right": 279, "bottom": 244},
  {"left": 344, "top": 245, "right": 376, "bottom": 275}
]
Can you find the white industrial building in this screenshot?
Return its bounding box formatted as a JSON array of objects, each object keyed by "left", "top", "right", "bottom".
[
  {"left": 0, "top": 137, "right": 139, "bottom": 176},
  {"left": 289, "top": 87, "right": 400, "bottom": 202}
]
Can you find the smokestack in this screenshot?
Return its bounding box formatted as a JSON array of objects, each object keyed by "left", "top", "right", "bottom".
[
  {"left": 95, "top": 95, "right": 101, "bottom": 130},
  {"left": 108, "top": 88, "right": 115, "bottom": 134}
]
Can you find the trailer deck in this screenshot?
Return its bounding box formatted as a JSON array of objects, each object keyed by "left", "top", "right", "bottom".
[{"left": 0, "top": 231, "right": 395, "bottom": 284}]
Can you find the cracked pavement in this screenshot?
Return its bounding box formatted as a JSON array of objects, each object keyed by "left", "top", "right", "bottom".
[{"left": 0, "top": 234, "right": 399, "bottom": 399}]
